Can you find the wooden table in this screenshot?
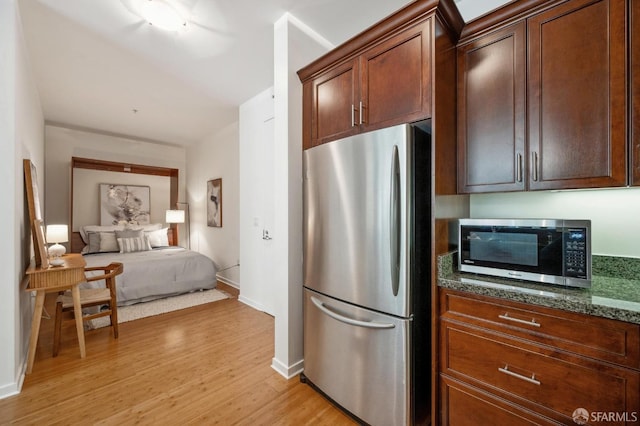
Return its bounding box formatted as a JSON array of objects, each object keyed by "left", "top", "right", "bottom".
[{"left": 25, "top": 253, "right": 87, "bottom": 373}]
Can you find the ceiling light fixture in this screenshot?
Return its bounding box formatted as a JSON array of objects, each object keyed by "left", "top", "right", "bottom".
[{"left": 136, "top": 0, "right": 187, "bottom": 31}]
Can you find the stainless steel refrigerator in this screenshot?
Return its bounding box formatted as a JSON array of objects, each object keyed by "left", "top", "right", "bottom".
[{"left": 302, "top": 123, "right": 432, "bottom": 426}]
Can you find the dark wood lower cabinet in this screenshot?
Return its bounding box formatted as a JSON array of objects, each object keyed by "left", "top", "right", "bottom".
[
  {"left": 439, "top": 288, "right": 640, "bottom": 425},
  {"left": 441, "top": 376, "right": 559, "bottom": 426}
]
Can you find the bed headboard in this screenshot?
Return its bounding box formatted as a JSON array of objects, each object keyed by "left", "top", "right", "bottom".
[
  {"left": 70, "top": 228, "right": 177, "bottom": 253},
  {"left": 71, "top": 157, "right": 180, "bottom": 253},
  {"left": 70, "top": 232, "right": 84, "bottom": 253}
]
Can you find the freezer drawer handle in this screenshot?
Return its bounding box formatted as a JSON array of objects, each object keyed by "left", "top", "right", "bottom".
[{"left": 310, "top": 296, "right": 395, "bottom": 329}]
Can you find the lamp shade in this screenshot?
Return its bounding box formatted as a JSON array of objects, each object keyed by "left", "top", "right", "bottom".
[
  {"left": 166, "top": 209, "right": 185, "bottom": 224},
  {"left": 45, "top": 224, "right": 68, "bottom": 243}
]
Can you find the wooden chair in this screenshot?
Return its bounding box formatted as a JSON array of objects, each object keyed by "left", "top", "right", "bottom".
[{"left": 53, "top": 262, "right": 124, "bottom": 357}]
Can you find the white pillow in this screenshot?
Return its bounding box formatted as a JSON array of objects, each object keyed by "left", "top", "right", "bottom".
[
  {"left": 146, "top": 228, "right": 169, "bottom": 247},
  {"left": 99, "top": 232, "right": 119, "bottom": 252},
  {"left": 140, "top": 223, "right": 163, "bottom": 232},
  {"left": 118, "top": 236, "right": 152, "bottom": 253}
]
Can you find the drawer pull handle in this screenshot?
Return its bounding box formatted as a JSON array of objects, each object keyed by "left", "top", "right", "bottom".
[
  {"left": 499, "top": 313, "right": 540, "bottom": 327},
  {"left": 498, "top": 365, "right": 541, "bottom": 386}
]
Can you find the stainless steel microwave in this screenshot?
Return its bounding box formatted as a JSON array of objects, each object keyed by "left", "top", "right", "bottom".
[{"left": 458, "top": 219, "right": 591, "bottom": 288}]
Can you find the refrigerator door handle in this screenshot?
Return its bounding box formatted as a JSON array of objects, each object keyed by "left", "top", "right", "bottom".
[
  {"left": 390, "top": 145, "right": 401, "bottom": 297},
  {"left": 310, "top": 296, "right": 396, "bottom": 329}
]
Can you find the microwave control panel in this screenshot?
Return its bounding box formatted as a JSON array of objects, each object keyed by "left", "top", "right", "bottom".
[{"left": 563, "top": 228, "right": 588, "bottom": 278}]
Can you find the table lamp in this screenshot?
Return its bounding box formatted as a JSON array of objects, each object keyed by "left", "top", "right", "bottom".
[
  {"left": 46, "top": 224, "right": 68, "bottom": 266},
  {"left": 165, "top": 209, "right": 185, "bottom": 225},
  {"left": 166, "top": 204, "right": 190, "bottom": 249}
]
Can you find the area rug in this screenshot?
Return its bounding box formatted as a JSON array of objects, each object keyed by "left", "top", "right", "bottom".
[{"left": 87, "top": 289, "right": 229, "bottom": 330}]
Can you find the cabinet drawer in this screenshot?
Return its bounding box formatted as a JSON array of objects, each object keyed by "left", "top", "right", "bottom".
[
  {"left": 440, "top": 375, "right": 560, "bottom": 426},
  {"left": 440, "top": 289, "right": 640, "bottom": 368},
  {"left": 441, "top": 322, "right": 640, "bottom": 424}
]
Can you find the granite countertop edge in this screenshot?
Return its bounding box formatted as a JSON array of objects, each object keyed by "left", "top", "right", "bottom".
[{"left": 437, "top": 252, "right": 640, "bottom": 326}]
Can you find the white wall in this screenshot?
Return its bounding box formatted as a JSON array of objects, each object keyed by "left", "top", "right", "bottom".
[
  {"left": 239, "top": 87, "right": 276, "bottom": 313},
  {"left": 44, "top": 125, "right": 187, "bottom": 242},
  {"left": 0, "top": 0, "right": 45, "bottom": 398},
  {"left": 270, "top": 14, "right": 333, "bottom": 378},
  {"left": 186, "top": 121, "right": 240, "bottom": 272},
  {"left": 470, "top": 188, "right": 640, "bottom": 258}
]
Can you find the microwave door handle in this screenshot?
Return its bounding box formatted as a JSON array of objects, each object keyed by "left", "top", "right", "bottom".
[
  {"left": 310, "top": 297, "right": 395, "bottom": 329},
  {"left": 390, "top": 145, "right": 401, "bottom": 297}
]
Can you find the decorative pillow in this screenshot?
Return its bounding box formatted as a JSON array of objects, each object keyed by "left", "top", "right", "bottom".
[
  {"left": 146, "top": 228, "right": 169, "bottom": 247},
  {"left": 116, "top": 229, "right": 144, "bottom": 240},
  {"left": 80, "top": 225, "right": 124, "bottom": 244},
  {"left": 86, "top": 231, "right": 102, "bottom": 253},
  {"left": 118, "top": 236, "right": 152, "bottom": 253},
  {"left": 80, "top": 223, "right": 163, "bottom": 243},
  {"left": 99, "top": 232, "right": 119, "bottom": 253}
]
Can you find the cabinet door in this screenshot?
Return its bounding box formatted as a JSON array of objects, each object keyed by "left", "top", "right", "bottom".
[
  {"left": 440, "top": 375, "right": 559, "bottom": 426},
  {"left": 632, "top": 0, "right": 640, "bottom": 185},
  {"left": 361, "top": 19, "right": 432, "bottom": 131},
  {"left": 311, "top": 58, "right": 360, "bottom": 145},
  {"left": 457, "top": 22, "right": 526, "bottom": 193},
  {"left": 528, "top": 0, "right": 627, "bottom": 190},
  {"left": 442, "top": 320, "right": 640, "bottom": 424}
]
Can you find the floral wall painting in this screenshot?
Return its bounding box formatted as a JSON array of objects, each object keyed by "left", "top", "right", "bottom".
[
  {"left": 100, "top": 184, "right": 151, "bottom": 225},
  {"left": 207, "top": 178, "right": 222, "bottom": 227}
]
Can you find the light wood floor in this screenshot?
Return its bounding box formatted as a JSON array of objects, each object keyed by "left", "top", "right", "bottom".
[{"left": 0, "top": 284, "right": 356, "bottom": 425}]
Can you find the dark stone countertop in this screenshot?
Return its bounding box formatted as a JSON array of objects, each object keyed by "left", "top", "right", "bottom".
[{"left": 437, "top": 252, "right": 640, "bottom": 325}]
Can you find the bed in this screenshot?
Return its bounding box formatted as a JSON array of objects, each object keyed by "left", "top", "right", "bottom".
[{"left": 74, "top": 224, "right": 217, "bottom": 306}]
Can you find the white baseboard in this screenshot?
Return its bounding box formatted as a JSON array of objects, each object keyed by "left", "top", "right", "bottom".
[
  {"left": 0, "top": 384, "right": 19, "bottom": 400},
  {"left": 271, "top": 357, "right": 304, "bottom": 379},
  {"left": 238, "top": 294, "right": 266, "bottom": 313},
  {"left": 216, "top": 265, "right": 240, "bottom": 288},
  {"left": 216, "top": 277, "right": 239, "bottom": 289},
  {"left": 0, "top": 357, "right": 25, "bottom": 400}
]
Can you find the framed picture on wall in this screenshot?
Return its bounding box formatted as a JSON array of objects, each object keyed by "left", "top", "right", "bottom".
[
  {"left": 99, "top": 184, "right": 151, "bottom": 225},
  {"left": 207, "top": 178, "right": 222, "bottom": 227},
  {"left": 23, "top": 159, "right": 47, "bottom": 267}
]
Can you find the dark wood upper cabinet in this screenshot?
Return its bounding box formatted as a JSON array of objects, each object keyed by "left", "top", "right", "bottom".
[
  {"left": 632, "top": 0, "right": 640, "bottom": 185},
  {"left": 304, "top": 19, "right": 433, "bottom": 148},
  {"left": 361, "top": 19, "right": 432, "bottom": 132},
  {"left": 297, "top": 0, "right": 466, "bottom": 151},
  {"left": 527, "top": 0, "right": 627, "bottom": 190},
  {"left": 457, "top": 22, "right": 526, "bottom": 193},
  {"left": 310, "top": 59, "right": 360, "bottom": 145},
  {"left": 457, "top": 0, "right": 628, "bottom": 193}
]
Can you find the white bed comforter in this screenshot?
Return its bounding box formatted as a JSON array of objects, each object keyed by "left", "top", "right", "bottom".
[{"left": 82, "top": 247, "right": 217, "bottom": 306}]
